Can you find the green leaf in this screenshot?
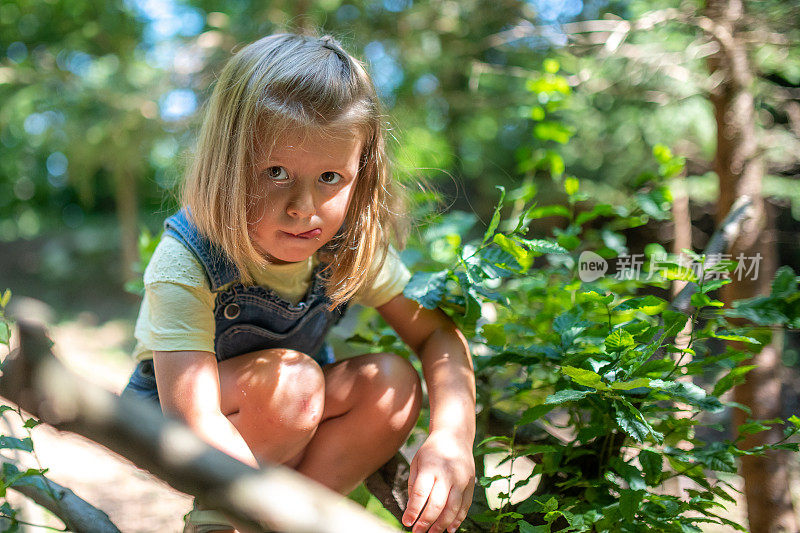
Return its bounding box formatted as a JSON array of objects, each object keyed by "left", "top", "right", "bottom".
[
  {"left": 527, "top": 205, "right": 570, "bottom": 219},
  {"left": 480, "top": 323, "right": 505, "bottom": 347},
  {"left": 694, "top": 442, "right": 737, "bottom": 473},
  {"left": 770, "top": 266, "right": 797, "bottom": 298},
  {"left": 611, "top": 457, "right": 646, "bottom": 491},
  {"left": 518, "top": 444, "right": 559, "bottom": 456},
  {"left": 479, "top": 474, "right": 507, "bottom": 487},
  {"left": 615, "top": 399, "right": 662, "bottom": 443},
  {"left": 476, "top": 435, "right": 512, "bottom": 449},
  {"left": 712, "top": 365, "right": 756, "bottom": 397},
  {"left": 0, "top": 289, "right": 10, "bottom": 309},
  {"left": 619, "top": 489, "right": 644, "bottom": 522},
  {"left": 581, "top": 290, "right": 614, "bottom": 306},
  {"left": 711, "top": 331, "right": 760, "bottom": 344},
  {"left": 22, "top": 418, "right": 40, "bottom": 430},
  {"left": 543, "top": 497, "right": 558, "bottom": 512},
  {"left": 638, "top": 449, "right": 663, "bottom": 484},
  {"left": 561, "top": 366, "right": 607, "bottom": 390},
  {"left": 605, "top": 329, "right": 635, "bottom": 353},
  {"left": 576, "top": 204, "right": 613, "bottom": 226},
  {"left": 0, "top": 322, "right": 9, "bottom": 345},
  {"left": 658, "top": 262, "right": 698, "bottom": 282},
  {"left": 0, "top": 436, "right": 33, "bottom": 453},
  {"left": 727, "top": 296, "right": 788, "bottom": 325},
  {"left": 610, "top": 378, "right": 652, "bottom": 391},
  {"left": 483, "top": 186, "right": 506, "bottom": 244},
  {"left": 564, "top": 176, "right": 579, "bottom": 196},
  {"left": 653, "top": 144, "right": 673, "bottom": 165},
  {"left": 650, "top": 380, "right": 724, "bottom": 413},
  {"left": 534, "top": 121, "right": 573, "bottom": 144},
  {"left": 663, "top": 309, "right": 690, "bottom": 336},
  {"left": 691, "top": 292, "right": 724, "bottom": 308},
  {"left": 545, "top": 389, "right": 590, "bottom": 405},
  {"left": 519, "top": 404, "right": 555, "bottom": 425},
  {"left": 518, "top": 520, "right": 550, "bottom": 533},
  {"left": 512, "top": 237, "right": 568, "bottom": 256},
  {"left": 700, "top": 279, "right": 730, "bottom": 293},
  {"left": 614, "top": 295, "right": 666, "bottom": 314},
  {"left": 403, "top": 270, "right": 449, "bottom": 309},
  {"left": 737, "top": 420, "right": 773, "bottom": 436},
  {"left": 493, "top": 234, "right": 535, "bottom": 271}
]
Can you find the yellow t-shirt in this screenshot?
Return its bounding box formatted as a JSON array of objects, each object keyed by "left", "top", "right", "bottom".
[{"left": 132, "top": 235, "right": 411, "bottom": 361}]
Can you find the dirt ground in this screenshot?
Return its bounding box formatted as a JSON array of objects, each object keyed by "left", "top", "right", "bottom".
[{"left": 0, "top": 312, "right": 794, "bottom": 532}]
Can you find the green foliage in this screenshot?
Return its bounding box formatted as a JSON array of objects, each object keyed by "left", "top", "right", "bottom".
[
  {"left": 124, "top": 227, "right": 163, "bottom": 296},
  {"left": 353, "top": 148, "right": 799, "bottom": 531},
  {"left": 0, "top": 292, "right": 54, "bottom": 531}
]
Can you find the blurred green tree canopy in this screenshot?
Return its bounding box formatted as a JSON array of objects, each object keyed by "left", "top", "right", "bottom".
[{"left": 1, "top": 0, "right": 799, "bottom": 289}]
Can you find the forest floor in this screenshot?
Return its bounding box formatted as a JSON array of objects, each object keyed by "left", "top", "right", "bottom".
[{"left": 0, "top": 310, "right": 795, "bottom": 532}]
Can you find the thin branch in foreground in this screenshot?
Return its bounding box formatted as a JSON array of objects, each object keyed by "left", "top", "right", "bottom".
[
  {"left": 0, "top": 456, "right": 121, "bottom": 533},
  {"left": 0, "top": 318, "right": 400, "bottom": 533}
]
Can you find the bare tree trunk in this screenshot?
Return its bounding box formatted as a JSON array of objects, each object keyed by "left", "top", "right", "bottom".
[
  {"left": 293, "top": 0, "right": 313, "bottom": 33},
  {"left": 671, "top": 173, "right": 692, "bottom": 300},
  {"left": 703, "top": 1, "right": 797, "bottom": 530},
  {"left": 664, "top": 172, "right": 694, "bottom": 498}
]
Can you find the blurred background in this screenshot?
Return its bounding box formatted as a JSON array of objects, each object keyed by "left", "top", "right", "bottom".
[
  {"left": 1, "top": 0, "right": 799, "bottom": 326},
  {"left": 1, "top": 0, "right": 800, "bottom": 529}
]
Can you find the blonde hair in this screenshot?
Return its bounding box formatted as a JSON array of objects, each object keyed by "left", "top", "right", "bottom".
[{"left": 181, "top": 33, "right": 408, "bottom": 308}]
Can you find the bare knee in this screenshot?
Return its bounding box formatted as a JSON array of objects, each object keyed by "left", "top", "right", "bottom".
[
  {"left": 364, "top": 352, "right": 422, "bottom": 433},
  {"left": 232, "top": 348, "right": 325, "bottom": 441},
  {"left": 256, "top": 348, "right": 325, "bottom": 430}
]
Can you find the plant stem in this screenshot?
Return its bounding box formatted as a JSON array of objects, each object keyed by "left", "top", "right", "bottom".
[{"left": 0, "top": 514, "right": 68, "bottom": 531}]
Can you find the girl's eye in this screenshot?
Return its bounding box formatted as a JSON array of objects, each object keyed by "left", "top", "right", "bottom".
[
  {"left": 319, "top": 171, "right": 342, "bottom": 185},
  {"left": 265, "top": 166, "right": 289, "bottom": 181}
]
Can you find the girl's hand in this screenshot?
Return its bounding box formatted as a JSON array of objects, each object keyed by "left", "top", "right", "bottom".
[{"left": 402, "top": 429, "right": 475, "bottom": 533}]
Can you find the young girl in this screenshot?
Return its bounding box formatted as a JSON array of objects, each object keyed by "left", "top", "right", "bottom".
[{"left": 122, "top": 33, "right": 475, "bottom": 533}]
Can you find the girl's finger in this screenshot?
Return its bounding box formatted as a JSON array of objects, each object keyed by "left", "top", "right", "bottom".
[
  {"left": 428, "top": 487, "right": 462, "bottom": 533},
  {"left": 449, "top": 483, "right": 475, "bottom": 532},
  {"left": 403, "top": 471, "right": 434, "bottom": 528},
  {"left": 413, "top": 480, "right": 450, "bottom": 533}
]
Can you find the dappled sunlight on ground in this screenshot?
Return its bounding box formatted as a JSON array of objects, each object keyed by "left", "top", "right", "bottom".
[{"left": 50, "top": 314, "right": 137, "bottom": 394}]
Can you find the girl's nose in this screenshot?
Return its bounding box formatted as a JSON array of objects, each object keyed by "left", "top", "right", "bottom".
[{"left": 286, "top": 188, "right": 315, "bottom": 218}]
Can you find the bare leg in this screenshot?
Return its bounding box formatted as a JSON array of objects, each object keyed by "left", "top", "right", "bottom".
[
  {"left": 295, "top": 352, "right": 422, "bottom": 494},
  {"left": 217, "top": 349, "right": 326, "bottom": 466},
  {"left": 199, "top": 349, "right": 421, "bottom": 532}
]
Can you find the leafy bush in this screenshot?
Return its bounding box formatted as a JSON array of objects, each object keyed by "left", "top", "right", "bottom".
[
  {"left": 350, "top": 154, "right": 800, "bottom": 532},
  {"left": 352, "top": 57, "right": 800, "bottom": 532}
]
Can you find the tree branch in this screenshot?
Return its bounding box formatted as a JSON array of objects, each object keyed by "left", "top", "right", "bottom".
[
  {"left": 486, "top": 9, "right": 688, "bottom": 49},
  {"left": 672, "top": 195, "right": 755, "bottom": 312},
  {"left": 0, "top": 456, "right": 120, "bottom": 533},
  {"left": 0, "top": 319, "right": 400, "bottom": 533}
]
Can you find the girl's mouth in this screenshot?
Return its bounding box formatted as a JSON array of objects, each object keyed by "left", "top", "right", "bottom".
[{"left": 288, "top": 229, "right": 322, "bottom": 239}]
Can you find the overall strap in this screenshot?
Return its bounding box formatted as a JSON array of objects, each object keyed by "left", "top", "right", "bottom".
[{"left": 163, "top": 208, "right": 239, "bottom": 291}]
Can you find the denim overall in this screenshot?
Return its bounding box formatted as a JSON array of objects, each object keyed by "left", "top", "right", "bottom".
[{"left": 122, "top": 208, "right": 348, "bottom": 404}]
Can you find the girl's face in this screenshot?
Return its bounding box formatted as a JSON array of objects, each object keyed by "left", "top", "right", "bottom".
[{"left": 249, "top": 128, "right": 363, "bottom": 264}]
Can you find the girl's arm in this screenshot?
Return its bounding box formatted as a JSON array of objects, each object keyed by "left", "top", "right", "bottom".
[
  {"left": 377, "top": 294, "right": 476, "bottom": 533},
  {"left": 152, "top": 350, "right": 259, "bottom": 468}
]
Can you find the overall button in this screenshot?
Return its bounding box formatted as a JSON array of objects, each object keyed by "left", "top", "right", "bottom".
[{"left": 224, "top": 303, "right": 241, "bottom": 320}]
